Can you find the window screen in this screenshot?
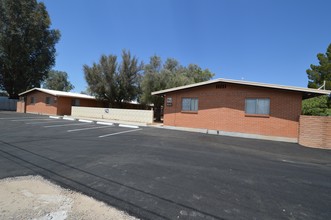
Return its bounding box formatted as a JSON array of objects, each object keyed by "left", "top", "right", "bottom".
[
  {"left": 45, "top": 97, "right": 52, "bottom": 104},
  {"left": 245, "top": 98, "right": 270, "bottom": 115},
  {"left": 30, "top": 97, "right": 35, "bottom": 104},
  {"left": 182, "top": 98, "right": 198, "bottom": 111},
  {"left": 71, "top": 99, "right": 80, "bottom": 106}
]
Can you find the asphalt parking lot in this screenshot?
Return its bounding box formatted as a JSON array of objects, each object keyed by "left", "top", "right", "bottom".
[{"left": 0, "top": 111, "right": 330, "bottom": 220}]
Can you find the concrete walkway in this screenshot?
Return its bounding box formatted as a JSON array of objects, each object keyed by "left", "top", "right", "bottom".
[{"left": 55, "top": 115, "right": 298, "bottom": 143}]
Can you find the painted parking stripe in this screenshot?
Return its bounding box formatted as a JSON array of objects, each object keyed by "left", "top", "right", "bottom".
[
  {"left": 12, "top": 118, "right": 54, "bottom": 122},
  {"left": 63, "top": 117, "right": 76, "bottom": 121},
  {"left": 79, "top": 119, "right": 93, "bottom": 123},
  {"left": 119, "top": 124, "right": 139, "bottom": 129},
  {"left": 49, "top": 116, "right": 61, "bottom": 119},
  {"left": 44, "top": 123, "right": 88, "bottom": 128},
  {"left": 99, "top": 128, "right": 142, "bottom": 138},
  {"left": 67, "top": 125, "right": 113, "bottom": 132},
  {"left": 96, "top": 121, "right": 114, "bottom": 126}
]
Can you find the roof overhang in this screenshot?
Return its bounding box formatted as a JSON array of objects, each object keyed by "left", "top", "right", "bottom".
[
  {"left": 18, "top": 88, "right": 96, "bottom": 100},
  {"left": 151, "top": 78, "right": 331, "bottom": 99}
]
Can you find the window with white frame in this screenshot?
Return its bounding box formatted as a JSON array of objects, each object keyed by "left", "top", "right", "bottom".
[
  {"left": 245, "top": 98, "right": 270, "bottom": 115},
  {"left": 182, "top": 98, "right": 198, "bottom": 112}
]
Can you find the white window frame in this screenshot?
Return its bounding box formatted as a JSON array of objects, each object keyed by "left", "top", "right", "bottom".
[
  {"left": 182, "top": 98, "right": 198, "bottom": 112},
  {"left": 245, "top": 98, "right": 270, "bottom": 115}
]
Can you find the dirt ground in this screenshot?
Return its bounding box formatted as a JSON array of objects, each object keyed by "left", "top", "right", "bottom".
[{"left": 0, "top": 175, "right": 138, "bottom": 220}]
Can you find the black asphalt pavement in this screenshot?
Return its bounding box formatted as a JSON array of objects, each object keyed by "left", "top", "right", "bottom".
[{"left": 0, "top": 111, "right": 330, "bottom": 220}]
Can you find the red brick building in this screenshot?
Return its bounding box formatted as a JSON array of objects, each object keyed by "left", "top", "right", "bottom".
[
  {"left": 17, "top": 88, "right": 102, "bottom": 115},
  {"left": 152, "top": 78, "right": 330, "bottom": 142}
]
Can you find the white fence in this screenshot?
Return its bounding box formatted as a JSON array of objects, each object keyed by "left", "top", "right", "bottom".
[
  {"left": 0, "top": 97, "right": 17, "bottom": 111},
  {"left": 71, "top": 106, "right": 154, "bottom": 124}
]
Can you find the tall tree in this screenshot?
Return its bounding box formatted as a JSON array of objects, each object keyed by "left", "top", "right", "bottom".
[
  {"left": 186, "top": 64, "right": 214, "bottom": 83},
  {"left": 141, "top": 56, "right": 214, "bottom": 121},
  {"left": 140, "top": 56, "right": 164, "bottom": 120},
  {"left": 43, "top": 70, "right": 74, "bottom": 92},
  {"left": 84, "top": 50, "right": 143, "bottom": 107},
  {"left": 84, "top": 55, "right": 118, "bottom": 106},
  {"left": 306, "top": 43, "right": 331, "bottom": 90},
  {"left": 118, "top": 50, "right": 144, "bottom": 104},
  {"left": 0, "top": 0, "right": 60, "bottom": 99},
  {"left": 303, "top": 44, "right": 331, "bottom": 116}
]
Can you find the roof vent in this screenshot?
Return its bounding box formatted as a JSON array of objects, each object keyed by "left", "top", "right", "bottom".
[{"left": 216, "top": 83, "right": 226, "bottom": 89}]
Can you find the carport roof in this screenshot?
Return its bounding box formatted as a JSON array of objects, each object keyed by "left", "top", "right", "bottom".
[
  {"left": 151, "top": 78, "right": 331, "bottom": 99},
  {"left": 19, "top": 88, "right": 96, "bottom": 100}
]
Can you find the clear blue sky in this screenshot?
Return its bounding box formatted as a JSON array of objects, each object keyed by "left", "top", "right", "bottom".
[{"left": 41, "top": 0, "right": 331, "bottom": 93}]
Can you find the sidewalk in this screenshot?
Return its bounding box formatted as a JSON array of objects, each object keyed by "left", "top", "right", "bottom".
[{"left": 51, "top": 115, "right": 297, "bottom": 142}]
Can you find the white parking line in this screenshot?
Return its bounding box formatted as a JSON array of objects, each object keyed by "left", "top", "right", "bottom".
[
  {"left": 119, "top": 124, "right": 139, "bottom": 129},
  {"left": 67, "top": 125, "right": 113, "bottom": 132},
  {"left": 79, "top": 119, "right": 93, "bottom": 123},
  {"left": 12, "top": 118, "right": 53, "bottom": 122},
  {"left": 44, "top": 123, "right": 88, "bottom": 128},
  {"left": 99, "top": 128, "right": 142, "bottom": 138},
  {"left": 63, "top": 117, "right": 76, "bottom": 121},
  {"left": 96, "top": 121, "right": 114, "bottom": 126},
  {"left": 49, "top": 116, "right": 61, "bottom": 119}
]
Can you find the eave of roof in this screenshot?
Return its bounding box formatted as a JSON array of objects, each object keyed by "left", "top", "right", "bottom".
[
  {"left": 151, "top": 78, "right": 331, "bottom": 99},
  {"left": 18, "top": 88, "right": 96, "bottom": 100}
]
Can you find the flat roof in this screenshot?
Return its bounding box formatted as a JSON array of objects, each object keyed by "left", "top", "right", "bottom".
[
  {"left": 151, "top": 78, "right": 331, "bottom": 99},
  {"left": 19, "top": 88, "right": 96, "bottom": 100}
]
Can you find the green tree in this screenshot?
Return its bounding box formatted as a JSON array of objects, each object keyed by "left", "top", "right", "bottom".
[
  {"left": 306, "top": 44, "right": 331, "bottom": 90},
  {"left": 186, "top": 64, "right": 214, "bottom": 83},
  {"left": 140, "top": 56, "right": 164, "bottom": 121},
  {"left": 302, "top": 96, "right": 330, "bottom": 116},
  {"left": 304, "top": 44, "right": 331, "bottom": 116},
  {"left": 43, "top": 70, "right": 74, "bottom": 92},
  {"left": 84, "top": 50, "right": 143, "bottom": 107},
  {"left": 0, "top": 0, "right": 60, "bottom": 99},
  {"left": 118, "top": 50, "right": 144, "bottom": 104},
  {"left": 84, "top": 55, "right": 118, "bottom": 106},
  {"left": 141, "top": 56, "right": 214, "bottom": 121},
  {"left": 162, "top": 58, "right": 194, "bottom": 88}
]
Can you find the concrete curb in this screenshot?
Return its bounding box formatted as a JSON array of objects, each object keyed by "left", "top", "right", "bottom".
[
  {"left": 49, "top": 115, "right": 141, "bottom": 129},
  {"left": 50, "top": 115, "right": 296, "bottom": 143},
  {"left": 157, "top": 125, "right": 298, "bottom": 143}
]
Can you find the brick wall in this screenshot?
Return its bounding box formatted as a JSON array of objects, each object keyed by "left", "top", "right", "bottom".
[
  {"left": 16, "top": 101, "right": 25, "bottom": 113},
  {"left": 56, "top": 97, "right": 71, "bottom": 115},
  {"left": 299, "top": 115, "right": 331, "bottom": 149},
  {"left": 25, "top": 91, "right": 57, "bottom": 115},
  {"left": 163, "top": 83, "right": 302, "bottom": 139},
  {"left": 57, "top": 97, "right": 102, "bottom": 115},
  {"left": 21, "top": 91, "right": 103, "bottom": 116}
]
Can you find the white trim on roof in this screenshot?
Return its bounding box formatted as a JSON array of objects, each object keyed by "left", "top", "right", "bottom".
[
  {"left": 19, "top": 88, "right": 96, "bottom": 100},
  {"left": 151, "top": 78, "right": 331, "bottom": 96}
]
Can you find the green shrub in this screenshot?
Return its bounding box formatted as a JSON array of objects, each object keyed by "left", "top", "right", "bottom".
[{"left": 302, "top": 95, "right": 331, "bottom": 116}]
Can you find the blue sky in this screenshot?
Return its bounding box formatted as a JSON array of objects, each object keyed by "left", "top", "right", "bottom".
[{"left": 41, "top": 0, "right": 331, "bottom": 93}]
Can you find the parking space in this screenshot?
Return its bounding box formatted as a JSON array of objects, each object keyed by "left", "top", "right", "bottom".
[
  {"left": 0, "top": 112, "right": 142, "bottom": 139},
  {"left": 0, "top": 112, "right": 331, "bottom": 220}
]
